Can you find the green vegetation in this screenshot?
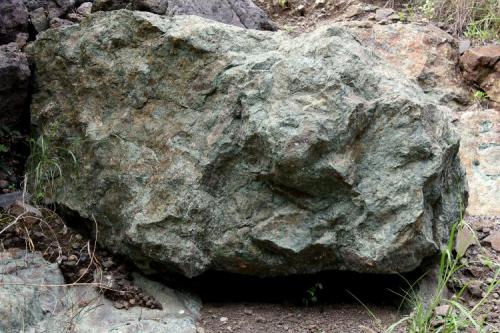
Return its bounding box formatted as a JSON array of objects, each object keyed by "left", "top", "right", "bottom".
[
  {"left": 303, "top": 282, "right": 323, "bottom": 306},
  {"left": 26, "top": 135, "right": 76, "bottom": 204},
  {"left": 384, "top": 221, "right": 500, "bottom": 332},
  {"left": 278, "top": 0, "right": 288, "bottom": 9},
  {"left": 472, "top": 90, "right": 489, "bottom": 104},
  {"left": 415, "top": 0, "right": 499, "bottom": 40}
]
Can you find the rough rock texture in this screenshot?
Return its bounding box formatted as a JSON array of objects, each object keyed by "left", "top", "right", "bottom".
[
  {"left": 344, "top": 21, "right": 469, "bottom": 107},
  {"left": 92, "top": 0, "right": 277, "bottom": 30},
  {"left": 460, "top": 45, "right": 500, "bottom": 106},
  {"left": 0, "top": 250, "right": 200, "bottom": 333},
  {"left": 456, "top": 106, "right": 500, "bottom": 216},
  {"left": 0, "top": 0, "right": 29, "bottom": 45},
  {"left": 0, "top": 42, "right": 31, "bottom": 128},
  {"left": 21, "top": 0, "right": 91, "bottom": 34},
  {"left": 28, "top": 10, "right": 466, "bottom": 278},
  {"left": 0, "top": 250, "right": 65, "bottom": 332}
]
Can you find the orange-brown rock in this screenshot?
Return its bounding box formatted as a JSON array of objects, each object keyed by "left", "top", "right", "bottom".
[
  {"left": 461, "top": 45, "right": 500, "bottom": 106},
  {"left": 345, "top": 22, "right": 469, "bottom": 106}
]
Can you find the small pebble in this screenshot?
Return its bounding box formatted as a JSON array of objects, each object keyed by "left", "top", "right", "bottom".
[
  {"left": 220, "top": 317, "right": 228, "bottom": 323},
  {"left": 113, "top": 302, "right": 124, "bottom": 309}
]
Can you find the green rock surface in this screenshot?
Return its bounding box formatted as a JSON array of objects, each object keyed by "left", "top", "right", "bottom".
[{"left": 27, "top": 10, "right": 467, "bottom": 277}]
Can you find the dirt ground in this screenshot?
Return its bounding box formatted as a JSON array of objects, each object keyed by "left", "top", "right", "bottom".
[
  {"left": 200, "top": 303, "right": 401, "bottom": 333},
  {"left": 255, "top": 0, "right": 413, "bottom": 33}
]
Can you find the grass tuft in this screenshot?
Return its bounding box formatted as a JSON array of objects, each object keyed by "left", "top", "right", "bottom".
[{"left": 25, "top": 136, "right": 76, "bottom": 204}]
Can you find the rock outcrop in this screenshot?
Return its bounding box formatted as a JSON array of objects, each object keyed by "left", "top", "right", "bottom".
[
  {"left": 0, "top": 250, "right": 200, "bottom": 333},
  {"left": 92, "top": 0, "right": 277, "bottom": 31},
  {"left": 456, "top": 106, "right": 500, "bottom": 216},
  {"left": 28, "top": 10, "right": 466, "bottom": 277}
]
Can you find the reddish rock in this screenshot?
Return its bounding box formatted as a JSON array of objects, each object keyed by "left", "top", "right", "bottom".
[
  {"left": 346, "top": 22, "right": 469, "bottom": 106},
  {"left": 461, "top": 45, "right": 500, "bottom": 105}
]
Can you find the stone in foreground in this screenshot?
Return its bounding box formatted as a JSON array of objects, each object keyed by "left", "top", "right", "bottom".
[
  {"left": 0, "top": 250, "right": 200, "bottom": 333},
  {"left": 28, "top": 10, "right": 466, "bottom": 277}
]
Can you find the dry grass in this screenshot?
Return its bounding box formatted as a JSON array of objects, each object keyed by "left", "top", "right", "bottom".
[{"left": 414, "top": 0, "right": 500, "bottom": 39}]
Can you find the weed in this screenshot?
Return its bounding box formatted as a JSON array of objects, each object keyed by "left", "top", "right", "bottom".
[
  {"left": 420, "top": 0, "right": 435, "bottom": 19},
  {"left": 26, "top": 136, "right": 77, "bottom": 204},
  {"left": 277, "top": 0, "right": 288, "bottom": 9},
  {"left": 472, "top": 90, "right": 490, "bottom": 107},
  {"left": 412, "top": 0, "right": 500, "bottom": 40},
  {"left": 383, "top": 223, "right": 499, "bottom": 332},
  {"left": 0, "top": 144, "right": 8, "bottom": 154},
  {"left": 303, "top": 282, "right": 323, "bottom": 306}
]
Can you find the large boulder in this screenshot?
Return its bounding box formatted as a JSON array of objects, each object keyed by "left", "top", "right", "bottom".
[
  {"left": 92, "top": 0, "right": 277, "bottom": 31},
  {"left": 27, "top": 10, "right": 466, "bottom": 277},
  {"left": 0, "top": 42, "right": 31, "bottom": 128}
]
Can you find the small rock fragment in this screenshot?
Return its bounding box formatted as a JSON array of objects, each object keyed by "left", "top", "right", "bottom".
[
  {"left": 49, "top": 17, "right": 73, "bottom": 28},
  {"left": 76, "top": 2, "right": 92, "bottom": 15},
  {"left": 483, "top": 231, "right": 500, "bottom": 252},
  {"left": 113, "top": 301, "right": 124, "bottom": 309},
  {"left": 468, "top": 280, "right": 484, "bottom": 297},
  {"left": 375, "top": 8, "right": 395, "bottom": 21},
  {"left": 435, "top": 304, "right": 450, "bottom": 317}
]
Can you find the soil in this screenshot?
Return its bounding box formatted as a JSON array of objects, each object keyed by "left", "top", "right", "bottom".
[
  {"left": 196, "top": 215, "right": 500, "bottom": 333},
  {"left": 254, "top": 0, "right": 413, "bottom": 34},
  {"left": 200, "top": 303, "right": 401, "bottom": 333}
]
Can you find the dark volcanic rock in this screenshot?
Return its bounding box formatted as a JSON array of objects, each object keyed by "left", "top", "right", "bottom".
[
  {"left": 28, "top": 10, "right": 467, "bottom": 278},
  {"left": 0, "top": 0, "right": 29, "bottom": 45},
  {"left": 92, "top": 0, "right": 277, "bottom": 31},
  {"left": 0, "top": 42, "right": 30, "bottom": 128}
]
